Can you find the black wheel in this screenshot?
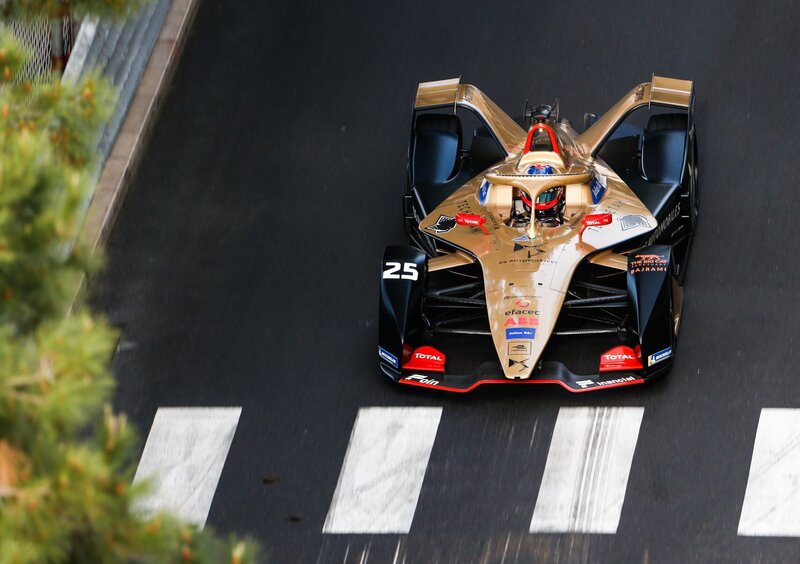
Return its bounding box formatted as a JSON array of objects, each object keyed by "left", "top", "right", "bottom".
[
  {"left": 688, "top": 126, "right": 699, "bottom": 232},
  {"left": 646, "top": 112, "right": 687, "bottom": 132}
]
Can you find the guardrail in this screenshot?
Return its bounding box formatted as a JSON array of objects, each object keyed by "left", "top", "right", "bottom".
[{"left": 63, "top": 0, "right": 171, "bottom": 166}]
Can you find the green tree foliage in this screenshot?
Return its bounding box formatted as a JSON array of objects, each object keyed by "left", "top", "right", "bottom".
[
  {"left": 0, "top": 29, "right": 258, "bottom": 564},
  {"left": 1, "top": 0, "right": 146, "bottom": 21}
]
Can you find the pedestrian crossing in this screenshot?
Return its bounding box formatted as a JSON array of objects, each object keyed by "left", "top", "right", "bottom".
[
  {"left": 323, "top": 407, "right": 442, "bottom": 534},
  {"left": 739, "top": 408, "right": 800, "bottom": 536},
  {"left": 132, "top": 407, "right": 242, "bottom": 528},
  {"left": 529, "top": 407, "right": 644, "bottom": 534},
  {"left": 132, "top": 405, "right": 800, "bottom": 538}
]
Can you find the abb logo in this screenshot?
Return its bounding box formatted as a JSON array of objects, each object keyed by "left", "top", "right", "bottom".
[{"left": 504, "top": 317, "right": 539, "bottom": 327}]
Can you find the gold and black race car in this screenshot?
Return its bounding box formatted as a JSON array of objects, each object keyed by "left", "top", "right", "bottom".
[{"left": 379, "top": 76, "right": 697, "bottom": 392}]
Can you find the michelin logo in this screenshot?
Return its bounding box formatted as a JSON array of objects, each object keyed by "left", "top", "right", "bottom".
[
  {"left": 648, "top": 346, "right": 672, "bottom": 366},
  {"left": 378, "top": 346, "right": 399, "bottom": 368}
]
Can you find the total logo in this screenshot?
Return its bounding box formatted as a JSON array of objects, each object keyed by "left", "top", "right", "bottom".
[
  {"left": 603, "top": 353, "right": 636, "bottom": 361},
  {"left": 504, "top": 316, "right": 539, "bottom": 327},
  {"left": 412, "top": 352, "right": 443, "bottom": 362}
]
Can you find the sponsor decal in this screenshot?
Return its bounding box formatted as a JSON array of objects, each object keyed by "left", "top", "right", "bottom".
[
  {"left": 508, "top": 341, "right": 532, "bottom": 355},
  {"left": 404, "top": 374, "right": 440, "bottom": 386},
  {"left": 378, "top": 346, "right": 399, "bottom": 368},
  {"left": 503, "top": 294, "right": 540, "bottom": 301},
  {"left": 590, "top": 174, "right": 607, "bottom": 204},
  {"left": 503, "top": 308, "right": 540, "bottom": 316},
  {"left": 513, "top": 244, "right": 545, "bottom": 256},
  {"left": 402, "top": 345, "right": 446, "bottom": 373},
  {"left": 634, "top": 84, "right": 645, "bottom": 102},
  {"left": 427, "top": 215, "right": 456, "bottom": 233},
  {"left": 504, "top": 316, "right": 539, "bottom": 327},
  {"left": 599, "top": 345, "right": 643, "bottom": 372},
  {"left": 508, "top": 357, "right": 530, "bottom": 371},
  {"left": 579, "top": 212, "right": 612, "bottom": 235},
  {"left": 382, "top": 261, "right": 419, "bottom": 280},
  {"left": 506, "top": 327, "right": 536, "bottom": 339},
  {"left": 455, "top": 213, "right": 489, "bottom": 235},
  {"left": 645, "top": 205, "right": 680, "bottom": 246},
  {"left": 527, "top": 163, "right": 555, "bottom": 175},
  {"left": 620, "top": 214, "right": 650, "bottom": 231},
  {"left": 576, "top": 375, "right": 637, "bottom": 389},
  {"left": 648, "top": 346, "right": 672, "bottom": 366},
  {"left": 515, "top": 299, "right": 531, "bottom": 308},
  {"left": 477, "top": 180, "right": 490, "bottom": 205},
  {"left": 629, "top": 252, "right": 669, "bottom": 274},
  {"left": 511, "top": 235, "right": 546, "bottom": 255}
]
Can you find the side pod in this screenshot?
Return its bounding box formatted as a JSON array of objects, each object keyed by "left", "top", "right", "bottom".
[
  {"left": 378, "top": 246, "right": 427, "bottom": 376},
  {"left": 626, "top": 245, "right": 675, "bottom": 375}
]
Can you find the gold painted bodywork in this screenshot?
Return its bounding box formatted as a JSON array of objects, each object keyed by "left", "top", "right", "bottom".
[{"left": 415, "top": 76, "right": 692, "bottom": 380}]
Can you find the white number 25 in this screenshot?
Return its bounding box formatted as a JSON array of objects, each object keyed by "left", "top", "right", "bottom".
[{"left": 382, "top": 261, "right": 419, "bottom": 281}]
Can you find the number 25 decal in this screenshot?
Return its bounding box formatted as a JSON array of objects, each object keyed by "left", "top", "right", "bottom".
[{"left": 383, "top": 262, "right": 419, "bottom": 281}]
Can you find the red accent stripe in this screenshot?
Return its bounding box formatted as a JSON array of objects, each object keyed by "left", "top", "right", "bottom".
[
  {"left": 534, "top": 193, "right": 562, "bottom": 211},
  {"left": 398, "top": 376, "right": 644, "bottom": 394},
  {"left": 524, "top": 123, "right": 560, "bottom": 155},
  {"left": 520, "top": 192, "right": 562, "bottom": 211}
]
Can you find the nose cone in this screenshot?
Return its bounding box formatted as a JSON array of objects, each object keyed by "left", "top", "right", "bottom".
[{"left": 486, "top": 284, "right": 565, "bottom": 380}]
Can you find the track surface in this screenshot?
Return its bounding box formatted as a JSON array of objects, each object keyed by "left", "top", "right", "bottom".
[{"left": 91, "top": 1, "right": 800, "bottom": 562}]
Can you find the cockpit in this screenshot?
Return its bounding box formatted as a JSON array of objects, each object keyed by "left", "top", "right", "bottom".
[{"left": 508, "top": 121, "right": 567, "bottom": 228}]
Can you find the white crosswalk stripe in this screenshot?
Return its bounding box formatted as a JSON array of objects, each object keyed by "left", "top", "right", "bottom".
[
  {"left": 529, "top": 406, "right": 644, "bottom": 534},
  {"left": 739, "top": 408, "right": 800, "bottom": 536},
  {"left": 323, "top": 406, "right": 442, "bottom": 534},
  {"left": 133, "top": 407, "right": 242, "bottom": 528}
]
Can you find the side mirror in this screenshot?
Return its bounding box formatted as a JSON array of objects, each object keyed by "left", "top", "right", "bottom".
[{"left": 583, "top": 113, "right": 597, "bottom": 131}]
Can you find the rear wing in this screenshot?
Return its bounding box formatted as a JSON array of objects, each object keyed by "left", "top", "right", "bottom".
[
  {"left": 577, "top": 75, "right": 694, "bottom": 157},
  {"left": 650, "top": 75, "right": 693, "bottom": 108},
  {"left": 414, "top": 77, "right": 526, "bottom": 156}
]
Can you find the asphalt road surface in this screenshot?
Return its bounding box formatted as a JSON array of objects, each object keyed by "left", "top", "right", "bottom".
[{"left": 91, "top": 1, "right": 800, "bottom": 562}]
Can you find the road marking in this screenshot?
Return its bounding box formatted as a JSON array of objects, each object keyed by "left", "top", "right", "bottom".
[
  {"left": 133, "top": 407, "right": 242, "bottom": 528},
  {"left": 323, "top": 407, "right": 442, "bottom": 534},
  {"left": 529, "top": 406, "right": 644, "bottom": 534},
  {"left": 739, "top": 408, "right": 800, "bottom": 536}
]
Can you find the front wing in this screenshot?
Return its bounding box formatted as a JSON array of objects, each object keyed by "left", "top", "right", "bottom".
[{"left": 379, "top": 358, "right": 669, "bottom": 393}]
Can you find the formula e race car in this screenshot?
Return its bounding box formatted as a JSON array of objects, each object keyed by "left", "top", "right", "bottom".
[{"left": 378, "top": 75, "right": 697, "bottom": 392}]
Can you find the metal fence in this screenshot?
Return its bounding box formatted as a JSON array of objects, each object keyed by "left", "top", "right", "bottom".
[{"left": 7, "top": 14, "right": 73, "bottom": 82}]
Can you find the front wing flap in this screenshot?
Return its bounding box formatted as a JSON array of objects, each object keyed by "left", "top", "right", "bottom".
[{"left": 379, "top": 359, "right": 663, "bottom": 393}]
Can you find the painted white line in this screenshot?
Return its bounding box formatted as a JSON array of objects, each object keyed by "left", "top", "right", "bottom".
[
  {"left": 133, "top": 407, "right": 242, "bottom": 528},
  {"left": 530, "top": 406, "right": 644, "bottom": 534},
  {"left": 323, "top": 407, "right": 442, "bottom": 534},
  {"left": 739, "top": 408, "right": 800, "bottom": 536}
]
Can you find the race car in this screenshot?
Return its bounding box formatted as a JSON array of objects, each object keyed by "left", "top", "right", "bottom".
[{"left": 379, "top": 75, "right": 697, "bottom": 392}]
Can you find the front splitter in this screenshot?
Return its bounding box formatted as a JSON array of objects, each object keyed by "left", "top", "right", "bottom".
[{"left": 380, "top": 360, "right": 659, "bottom": 393}]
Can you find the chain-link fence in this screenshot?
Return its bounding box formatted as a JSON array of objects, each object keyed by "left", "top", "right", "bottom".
[{"left": 6, "top": 15, "right": 73, "bottom": 82}]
